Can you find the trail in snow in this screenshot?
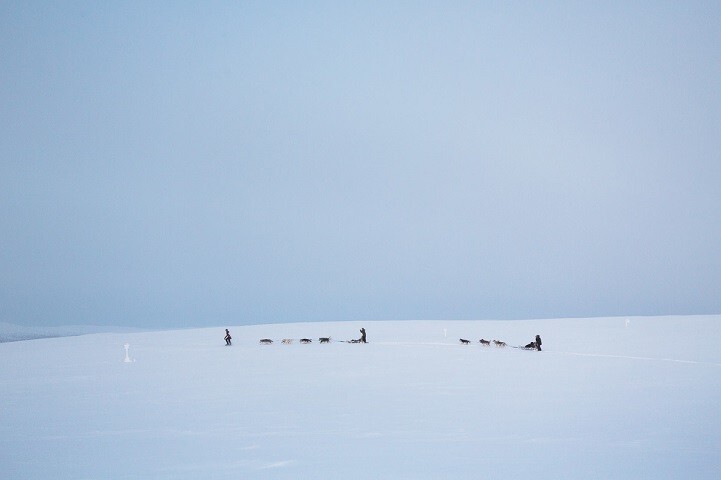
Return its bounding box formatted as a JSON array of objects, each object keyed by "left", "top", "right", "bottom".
[
  {"left": 551, "top": 350, "right": 721, "bottom": 367},
  {"left": 374, "top": 340, "right": 721, "bottom": 367}
]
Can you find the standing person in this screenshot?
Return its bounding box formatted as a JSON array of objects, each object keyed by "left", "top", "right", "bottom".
[
  {"left": 360, "top": 328, "right": 367, "bottom": 343},
  {"left": 224, "top": 329, "right": 232, "bottom": 346},
  {"left": 535, "top": 334, "right": 542, "bottom": 351}
]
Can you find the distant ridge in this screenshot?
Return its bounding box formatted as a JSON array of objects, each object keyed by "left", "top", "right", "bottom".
[{"left": 0, "top": 322, "right": 144, "bottom": 343}]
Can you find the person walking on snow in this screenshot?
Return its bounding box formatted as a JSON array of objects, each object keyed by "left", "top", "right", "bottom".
[
  {"left": 535, "top": 334, "right": 542, "bottom": 351},
  {"left": 224, "top": 329, "right": 232, "bottom": 346},
  {"left": 360, "top": 328, "right": 367, "bottom": 343}
]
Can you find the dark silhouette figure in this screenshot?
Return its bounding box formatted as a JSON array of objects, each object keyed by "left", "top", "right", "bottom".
[
  {"left": 224, "top": 329, "right": 232, "bottom": 346},
  {"left": 359, "top": 328, "right": 367, "bottom": 343},
  {"left": 535, "top": 334, "right": 542, "bottom": 351}
]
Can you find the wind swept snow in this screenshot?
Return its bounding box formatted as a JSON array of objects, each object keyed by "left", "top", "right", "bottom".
[{"left": 1, "top": 317, "right": 720, "bottom": 479}]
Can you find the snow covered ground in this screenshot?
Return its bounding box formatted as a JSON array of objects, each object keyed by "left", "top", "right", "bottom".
[{"left": 1, "top": 316, "right": 720, "bottom": 479}]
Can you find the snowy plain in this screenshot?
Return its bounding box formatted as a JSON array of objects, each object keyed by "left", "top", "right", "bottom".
[{"left": 1, "top": 316, "right": 720, "bottom": 479}]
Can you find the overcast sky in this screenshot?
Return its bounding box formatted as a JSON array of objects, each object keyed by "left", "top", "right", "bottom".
[{"left": 2, "top": 1, "right": 720, "bottom": 328}]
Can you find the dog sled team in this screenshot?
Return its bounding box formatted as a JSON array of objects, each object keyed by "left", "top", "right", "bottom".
[
  {"left": 224, "top": 328, "right": 368, "bottom": 346},
  {"left": 260, "top": 337, "right": 331, "bottom": 345},
  {"left": 460, "top": 334, "right": 542, "bottom": 351},
  {"left": 225, "top": 327, "right": 541, "bottom": 351}
]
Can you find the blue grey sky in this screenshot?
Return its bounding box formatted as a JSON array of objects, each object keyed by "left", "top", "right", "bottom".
[{"left": 2, "top": 1, "right": 720, "bottom": 328}]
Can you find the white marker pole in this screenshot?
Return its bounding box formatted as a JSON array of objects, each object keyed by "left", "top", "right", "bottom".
[{"left": 124, "top": 343, "right": 132, "bottom": 363}]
